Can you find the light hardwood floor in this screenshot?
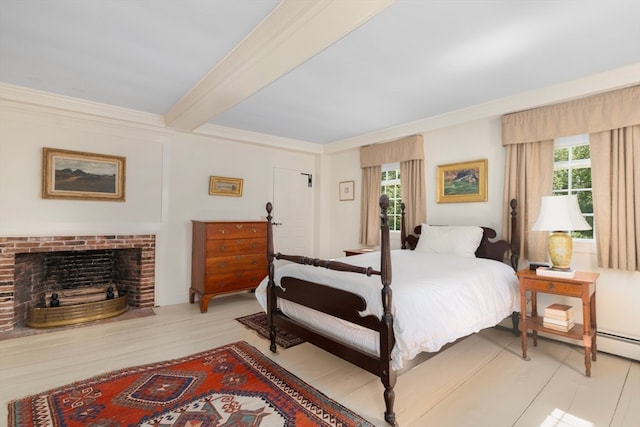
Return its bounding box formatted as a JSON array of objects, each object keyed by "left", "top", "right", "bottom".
[{"left": 1, "top": 293, "right": 638, "bottom": 426}]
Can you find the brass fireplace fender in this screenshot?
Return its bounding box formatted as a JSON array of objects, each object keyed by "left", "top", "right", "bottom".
[{"left": 27, "top": 295, "right": 128, "bottom": 328}]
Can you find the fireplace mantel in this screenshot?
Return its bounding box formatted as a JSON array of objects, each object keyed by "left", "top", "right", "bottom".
[{"left": 0, "top": 234, "right": 156, "bottom": 333}]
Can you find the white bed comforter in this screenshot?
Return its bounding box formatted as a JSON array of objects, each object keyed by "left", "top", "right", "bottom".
[{"left": 255, "top": 250, "right": 519, "bottom": 370}]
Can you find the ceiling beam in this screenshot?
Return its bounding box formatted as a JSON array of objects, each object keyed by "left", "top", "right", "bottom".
[{"left": 164, "top": 0, "right": 396, "bottom": 131}]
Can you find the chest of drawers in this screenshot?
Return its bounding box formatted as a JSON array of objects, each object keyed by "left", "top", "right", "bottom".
[{"left": 190, "top": 220, "right": 267, "bottom": 313}]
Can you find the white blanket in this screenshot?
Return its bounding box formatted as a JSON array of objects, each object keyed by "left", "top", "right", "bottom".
[{"left": 255, "top": 250, "right": 519, "bottom": 370}]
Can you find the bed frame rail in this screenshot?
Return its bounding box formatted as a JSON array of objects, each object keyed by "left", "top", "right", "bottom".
[{"left": 275, "top": 253, "right": 381, "bottom": 276}]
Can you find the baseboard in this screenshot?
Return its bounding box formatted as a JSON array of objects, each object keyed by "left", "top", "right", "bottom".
[
  {"left": 597, "top": 331, "right": 640, "bottom": 361},
  {"left": 494, "top": 320, "right": 640, "bottom": 361}
]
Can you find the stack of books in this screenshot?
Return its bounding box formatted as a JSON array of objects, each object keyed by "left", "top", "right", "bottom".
[
  {"left": 536, "top": 267, "right": 576, "bottom": 278},
  {"left": 543, "top": 303, "right": 575, "bottom": 332}
]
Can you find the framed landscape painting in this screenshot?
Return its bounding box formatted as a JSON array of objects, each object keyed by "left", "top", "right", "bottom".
[
  {"left": 209, "top": 176, "right": 243, "bottom": 197},
  {"left": 436, "top": 159, "right": 487, "bottom": 203},
  {"left": 42, "top": 148, "right": 126, "bottom": 201}
]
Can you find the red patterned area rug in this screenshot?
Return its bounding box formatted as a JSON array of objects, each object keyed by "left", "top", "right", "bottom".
[
  {"left": 236, "top": 312, "right": 305, "bottom": 349},
  {"left": 8, "top": 341, "right": 373, "bottom": 427}
]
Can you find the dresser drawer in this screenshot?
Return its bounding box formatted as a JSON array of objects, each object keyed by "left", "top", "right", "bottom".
[
  {"left": 206, "top": 222, "right": 267, "bottom": 240},
  {"left": 522, "top": 278, "right": 582, "bottom": 297},
  {"left": 205, "top": 270, "right": 266, "bottom": 292},
  {"left": 206, "top": 238, "right": 266, "bottom": 256},
  {"left": 206, "top": 253, "right": 266, "bottom": 274}
]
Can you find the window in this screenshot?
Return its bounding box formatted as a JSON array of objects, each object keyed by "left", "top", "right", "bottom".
[
  {"left": 381, "top": 163, "right": 401, "bottom": 231},
  {"left": 553, "top": 135, "right": 593, "bottom": 240}
]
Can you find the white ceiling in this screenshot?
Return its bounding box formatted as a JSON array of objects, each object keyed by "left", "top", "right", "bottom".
[{"left": 1, "top": 0, "right": 639, "bottom": 145}]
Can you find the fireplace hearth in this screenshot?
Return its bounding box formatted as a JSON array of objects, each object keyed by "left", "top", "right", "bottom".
[{"left": 0, "top": 234, "right": 155, "bottom": 334}]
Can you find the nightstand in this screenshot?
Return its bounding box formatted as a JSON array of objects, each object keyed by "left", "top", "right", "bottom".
[
  {"left": 517, "top": 269, "right": 599, "bottom": 376},
  {"left": 343, "top": 247, "right": 378, "bottom": 257}
]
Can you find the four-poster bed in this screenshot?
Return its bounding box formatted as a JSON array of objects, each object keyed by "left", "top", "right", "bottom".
[{"left": 256, "top": 195, "right": 520, "bottom": 425}]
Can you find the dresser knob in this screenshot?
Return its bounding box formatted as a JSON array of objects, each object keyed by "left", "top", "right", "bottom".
[
  {"left": 252, "top": 228, "right": 257, "bottom": 233},
  {"left": 219, "top": 229, "right": 226, "bottom": 234},
  {"left": 236, "top": 224, "right": 243, "bottom": 229}
]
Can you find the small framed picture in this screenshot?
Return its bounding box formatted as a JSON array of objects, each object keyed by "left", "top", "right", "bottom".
[
  {"left": 42, "top": 147, "right": 126, "bottom": 201},
  {"left": 339, "top": 180, "right": 355, "bottom": 201},
  {"left": 436, "top": 159, "right": 487, "bottom": 203},
  {"left": 209, "top": 176, "right": 243, "bottom": 197}
]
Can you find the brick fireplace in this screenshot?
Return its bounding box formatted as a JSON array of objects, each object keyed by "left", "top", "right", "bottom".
[{"left": 0, "top": 234, "right": 155, "bottom": 333}]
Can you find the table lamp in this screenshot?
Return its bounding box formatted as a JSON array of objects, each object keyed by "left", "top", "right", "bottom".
[{"left": 532, "top": 195, "right": 591, "bottom": 271}]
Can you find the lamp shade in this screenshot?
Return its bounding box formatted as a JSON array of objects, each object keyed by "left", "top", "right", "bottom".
[{"left": 532, "top": 195, "right": 591, "bottom": 231}]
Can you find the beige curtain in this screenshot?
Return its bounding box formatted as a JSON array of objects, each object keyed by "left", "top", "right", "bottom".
[
  {"left": 359, "top": 165, "right": 382, "bottom": 245},
  {"left": 400, "top": 159, "right": 426, "bottom": 233},
  {"left": 590, "top": 125, "right": 640, "bottom": 271},
  {"left": 359, "top": 135, "right": 425, "bottom": 246},
  {"left": 502, "top": 85, "right": 640, "bottom": 267},
  {"left": 502, "top": 86, "right": 640, "bottom": 145},
  {"left": 502, "top": 140, "right": 554, "bottom": 262}
]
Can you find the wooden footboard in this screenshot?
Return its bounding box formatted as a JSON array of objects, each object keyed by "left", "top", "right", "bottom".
[{"left": 266, "top": 195, "right": 397, "bottom": 425}]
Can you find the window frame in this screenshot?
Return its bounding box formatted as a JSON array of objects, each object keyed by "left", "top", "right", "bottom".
[
  {"left": 381, "top": 162, "right": 402, "bottom": 232},
  {"left": 553, "top": 134, "right": 594, "bottom": 244}
]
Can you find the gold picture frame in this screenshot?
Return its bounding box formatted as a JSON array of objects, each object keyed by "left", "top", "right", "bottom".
[
  {"left": 436, "top": 159, "right": 487, "bottom": 203},
  {"left": 209, "top": 176, "right": 243, "bottom": 197},
  {"left": 42, "top": 147, "right": 126, "bottom": 201},
  {"left": 339, "top": 180, "right": 355, "bottom": 201}
]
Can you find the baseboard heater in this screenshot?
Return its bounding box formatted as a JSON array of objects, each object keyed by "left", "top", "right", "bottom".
[{"left": 597, "top": 330, "right": 640, "bottom": 345}]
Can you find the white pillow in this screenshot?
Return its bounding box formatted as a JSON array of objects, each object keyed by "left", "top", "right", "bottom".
[{"left": 414, "top": 225, "right": 484, "bottom": 257}]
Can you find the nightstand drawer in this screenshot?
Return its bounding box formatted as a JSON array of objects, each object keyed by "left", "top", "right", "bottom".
[{"left": 522, "top": 278, "right": 581, "bottom": 296}]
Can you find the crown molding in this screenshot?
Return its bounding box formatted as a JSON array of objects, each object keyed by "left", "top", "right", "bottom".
[
  {"left": 0, "top": 83, "right": 166, "bottom": 130},
  {"left": 323, "top": 63, "right": 640, "bottom": 154},
  {"left": 194, "top": 124, "right": 322, "bottom": 154},
  {"left": 0, "top": 82, "right": 324, "bottom": 152}
]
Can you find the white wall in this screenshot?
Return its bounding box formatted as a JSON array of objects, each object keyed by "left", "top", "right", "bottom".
[
  {"left": 326, "top": 117, "right": 508, "bottom": 255},
  {"left": 0, "top": 107, "right": 165, "bottom": 236},
  {"left": 160, "top": 132, "right": 316, "bottom": 305},
  {"left": 0, "top": 99, "right": 317, "bottom": 309}
]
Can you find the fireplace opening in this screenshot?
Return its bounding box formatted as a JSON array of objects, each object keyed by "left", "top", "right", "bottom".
[
  {"left": 14, "top": 249, "right": 140, "bottom": 328},
  {"left": 0, "top": 234, "right": 156, "bottom": 335}
]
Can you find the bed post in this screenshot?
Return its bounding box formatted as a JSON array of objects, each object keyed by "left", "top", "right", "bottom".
[
  {"left": 509, "top": 198, "right": 521, "bottom": 335},
  {"left": 400, "top": 202, "right": 407, "bottom": 249},
  {"left": 265, "top": 202, "right": 278, "bottom": 353},
  {"left": 379, "top": 194, "right": 397, "bottom": 425},
  {"left": 509, "top": 199, "right": 519, "bottom": 270}
]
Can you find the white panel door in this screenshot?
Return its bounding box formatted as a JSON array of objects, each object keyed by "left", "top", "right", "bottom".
[{"left": 272, "top": 168, "right": 313, "bottom": 256}]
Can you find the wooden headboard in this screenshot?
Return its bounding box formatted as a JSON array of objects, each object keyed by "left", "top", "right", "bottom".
[{"left": 400, "top": 199, "right": 520, "bottom": 270}]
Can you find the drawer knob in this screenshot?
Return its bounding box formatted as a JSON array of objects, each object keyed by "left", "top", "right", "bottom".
[
  {"left": 219, "top": 245, "right": 226, "bottom": 251},
  {"left": 547, "top": 282, "right": 555, "bottom": 289},
  {"left": 236, "top": 224, "right": 244, "bottom": 229},
  {"left": 219, "top": 229, "right": 226, "bottom": 234},
  {"left": 252, "top": 228, "right": 257, "bottom": 233}
]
